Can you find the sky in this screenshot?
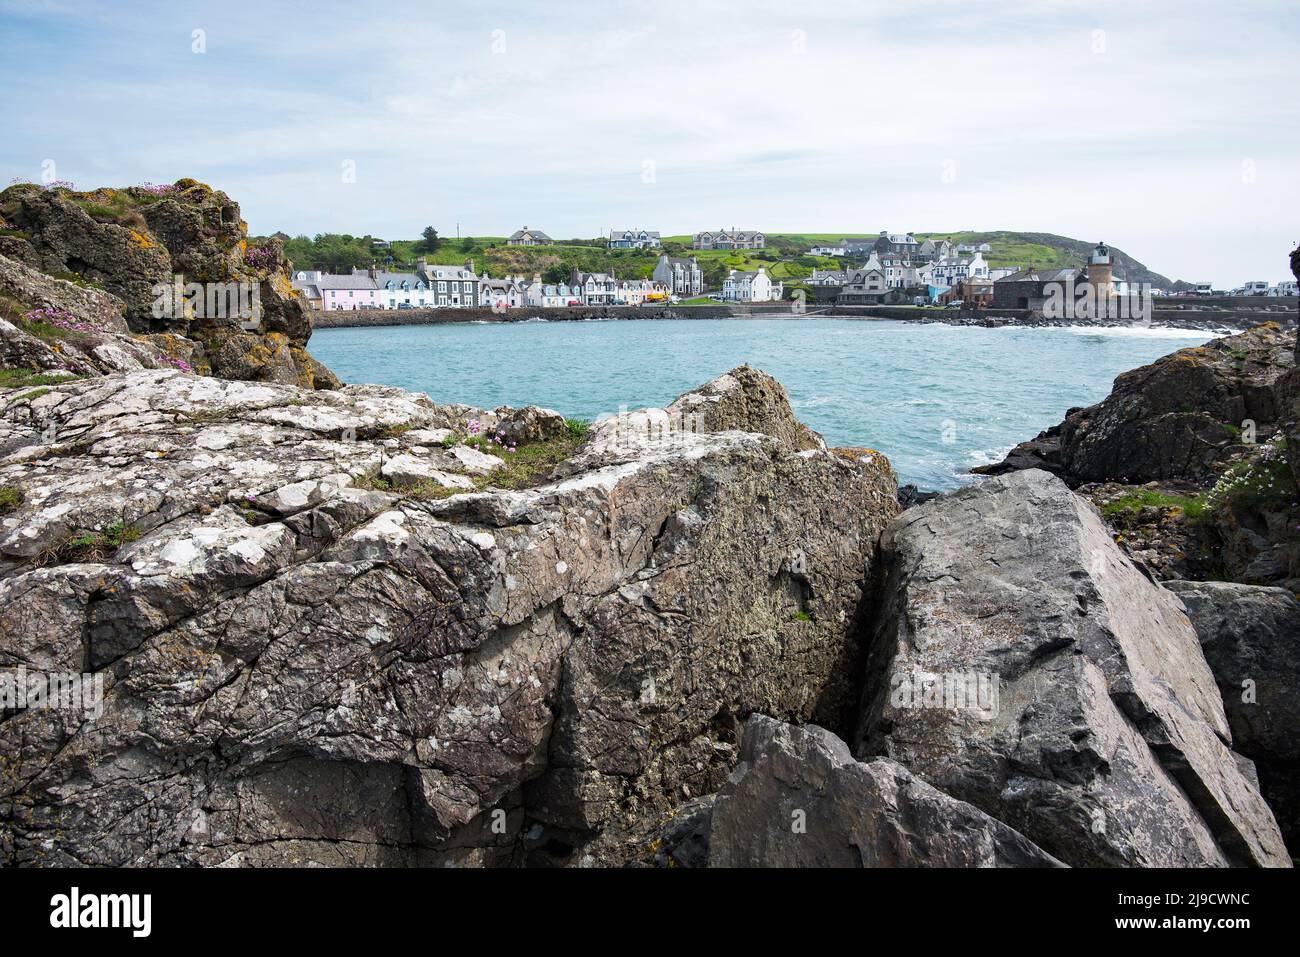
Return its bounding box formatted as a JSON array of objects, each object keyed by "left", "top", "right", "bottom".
[{"left": 1, "top": 0, "right": 1297, "bottom": 286}]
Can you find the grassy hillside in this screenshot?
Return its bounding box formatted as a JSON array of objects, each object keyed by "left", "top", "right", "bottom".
[
  {"left": 914, "top": 231, "right": 1175, "bottom": 287},
  {"left": 275, "top": 229, "right": 1176, "bottom": 290}
]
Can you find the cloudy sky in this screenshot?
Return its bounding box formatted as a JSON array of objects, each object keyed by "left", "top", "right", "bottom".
[{"left": 2, "top": 0, "right": 1296, "bottom": 285}]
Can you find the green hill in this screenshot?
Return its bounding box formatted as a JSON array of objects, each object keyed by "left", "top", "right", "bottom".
[
  {"left": 912, "top": 231, "right": 1176, "bottom": 287},
  {"left": 274, "top": 230, "right": 1177, "bottom": 290}
]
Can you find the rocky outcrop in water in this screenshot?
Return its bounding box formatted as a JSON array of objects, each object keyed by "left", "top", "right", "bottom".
[
  {"left": 0, "top": 180, "right": 337, "bottom": 389},
  {"left": 0, "top": 366, "right": 898, "bottom": 865},
  {"left": 977, "top": 324, "right": 1294, "bottom": 487},
  {"left": 855, "top": 470, "right": 1289, "bottom": 867}
]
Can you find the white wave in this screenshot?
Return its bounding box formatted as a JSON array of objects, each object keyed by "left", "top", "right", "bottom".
[
  {"left": 966, "top": 445, "right": 1014, "bottom": 465},
  {"left": 1057, "top": 324, "right": 1227, "bottom": 339}
]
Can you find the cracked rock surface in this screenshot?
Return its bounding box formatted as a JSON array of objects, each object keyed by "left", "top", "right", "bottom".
[
  {"left": 708, "top": 715, "right": 1063, "bottom": 867},
  {"left": 855, "top": 469, "right": 1290, "bottom": 867},
  {"left": 0, "top": 365, "right": 899, "bottom": 866}
]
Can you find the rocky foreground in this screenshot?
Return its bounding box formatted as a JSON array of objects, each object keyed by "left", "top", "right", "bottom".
[{"left": 0, "top": 362, "right": 1291, "bottom": 867}]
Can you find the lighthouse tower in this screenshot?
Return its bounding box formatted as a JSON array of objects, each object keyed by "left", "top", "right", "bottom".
[{"left": 1087, "top": 241, "right": 1114, "bottom": 295}]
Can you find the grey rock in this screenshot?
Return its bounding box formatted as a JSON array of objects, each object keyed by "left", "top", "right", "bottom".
[
  {"left": 1165, "top": 579, "right": 1300, "bottom": 853},
  {"left": 493, "top": 405, "right": 568, "bottom": 446},
  {"left": 666, "top": 365, "right": 824, "bottom": 451},
  {"left": 708, "top": 715, "right": 1063, "bottom": 867},
  {"left": 855, "top": 469, "right": 1290, "bottom": 868},
  {"left": 649, "top": 797, "right": 714, "bottom": 869}
]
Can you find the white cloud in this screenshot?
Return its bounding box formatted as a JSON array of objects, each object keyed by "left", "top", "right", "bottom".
[{"left": 1, "top": 0, "right": 1296, "bottom": 284}]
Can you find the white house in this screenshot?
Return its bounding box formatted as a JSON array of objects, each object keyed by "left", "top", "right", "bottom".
[
  {"left": 479, "top": 273, "right": 528, "bottom": 310},
  {"left": 374, "top": 270, "right": 434, "bottom": 309},
  {"left": 608, "top": 228, "right": 661, "bottom": 249},
  {"left": 571, "top": 270, "right": 619, "bottom": 305},
  {"left": 291, "top": 270, "right": 383, "bottom": 311},
  {"left": 810, "top": 245, "right": 846, "bottom": 256},
  {"left": 931, "top": 251, "right": 990, "bottom": 288},
  {"left": 524, "top": 276, "right": 581, "bottom": 308},
  {"left": 720, "top": 266, "right": 782, "bottom": 302}
]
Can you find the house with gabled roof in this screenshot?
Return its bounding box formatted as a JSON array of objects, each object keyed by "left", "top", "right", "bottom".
[
  {"left": 694, "top": 228, "right": 765, "bottom": 250},
  {"left": 608, "top": 228, "right": 661, "bottom": 249},
  {"left": 720, "top": 266, "right": 782, "bottom": 302},
  {"left": 507, "top": 227, "right": 553, "bottom": 246},
  {"left": 653, "top": 254, "right": 703, "bottom": 296}
]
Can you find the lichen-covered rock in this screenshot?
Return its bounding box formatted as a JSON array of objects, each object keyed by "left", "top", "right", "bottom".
[
  {"left": 0, "top": 368, "right": 899, "bottom": 866},
  {"left": 1165, "top": 579, "right": 1300, "bottom": 854},
  {"left": 666, "top": 364, "right": 824, "bottom": 451},
  {"left": 0, "top": 254, "right": 183, "bottom": 379},
  {"left": 708, "top": 715, "right": 1062, "bottom": 867},
  {"left": 855, "top": 469, "right": 1290, "bottom": 868},
  {"left": 493, "top": 405, "right": 568, "bottom": 446},
  {"left": 0, "top": 181, "right": 336, "bottom": 389}
]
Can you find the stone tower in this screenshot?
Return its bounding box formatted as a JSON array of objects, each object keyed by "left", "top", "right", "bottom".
[{"left": 1087, "top": 241, "right": 1114, "bottom": 294}]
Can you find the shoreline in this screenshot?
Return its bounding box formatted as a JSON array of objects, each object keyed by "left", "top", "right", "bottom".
[{"left": 311, "top": 304, "right": 1271, "bottom": 336}]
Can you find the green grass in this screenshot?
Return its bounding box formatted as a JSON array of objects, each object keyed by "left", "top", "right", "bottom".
[
  {"left": 11, "top": 387, "right": 50, "bottom": 403},
  {"left": 1101, "top": 490, "right": 1208, "bottom": 520},
  {"left": 41, "top": 520, "right": 142, "bottom": 564},
  {"left": 0, "top": 485, "right": 21, "bottom": 515},
  {"left": 0, "top": 369, "right": 80, "bottom": 390},
  {"left": 792, "top": 610, "right": 812, "bottom": 623},
  {"left": 392, "top": 428, "right": 591, "bottom": 502}
]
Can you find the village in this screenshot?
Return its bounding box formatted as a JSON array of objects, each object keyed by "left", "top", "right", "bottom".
[{"left": 289, "top": 226, "right": 1298, "bottom": 315}]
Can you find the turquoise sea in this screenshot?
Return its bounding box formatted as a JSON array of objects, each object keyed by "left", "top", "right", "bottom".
[{"left": 309, "top": 318, "right": 1217, "bottom": 491}]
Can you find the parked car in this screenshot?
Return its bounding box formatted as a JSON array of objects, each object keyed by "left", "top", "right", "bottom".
[
  {"left": 945, "top": 300, "right": 964, "bottom": 309},
  {"left": 396, "top": 303, "right": 413, "bottom": 309}
]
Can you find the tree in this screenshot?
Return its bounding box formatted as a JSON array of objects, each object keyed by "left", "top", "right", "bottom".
[
  {"left": 542, "top": 263, "right": 570, "bottom": 285},
  {"left": 421, "top": 226, "right": 442, "bottom": 253}
]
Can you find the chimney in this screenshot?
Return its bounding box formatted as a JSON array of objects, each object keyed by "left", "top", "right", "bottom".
[
  {"left": 368, "top": 263, "right": 377, "bottom": 281},
  {"left": 465, "top": 258, "right": 475, "bottom": 275}
]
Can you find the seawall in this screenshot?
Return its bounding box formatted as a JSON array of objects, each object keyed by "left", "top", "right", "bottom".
[{"left": 310, "top": 299, "right": 1297, "bottom": 331}]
